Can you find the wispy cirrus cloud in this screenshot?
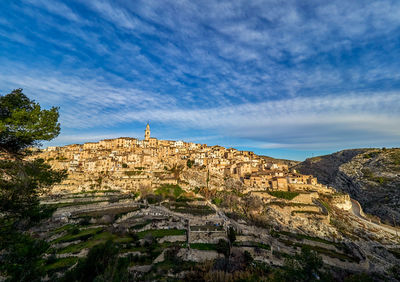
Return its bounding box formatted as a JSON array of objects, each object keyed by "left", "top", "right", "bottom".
[
  {"left": 22, "top": 0, "right": 83, "bottom": 23},
  {"left": 1, "top": 0, "right": 400, "bottom": 159},
  {"left": 45, "top": 88, "right": 400, "bottom": 150},
  {"left": 4, "top": 64, "right": 395, "bottom": 149}
]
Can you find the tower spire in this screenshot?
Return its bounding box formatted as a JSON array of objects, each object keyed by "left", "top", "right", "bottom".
[{"left": 145, "top": 122, "right": 150, "bottom": 141}]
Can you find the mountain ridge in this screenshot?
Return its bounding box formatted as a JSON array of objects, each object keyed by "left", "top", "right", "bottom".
[{"left": 295, "top": 148, "right": 400, "bottom": 226}]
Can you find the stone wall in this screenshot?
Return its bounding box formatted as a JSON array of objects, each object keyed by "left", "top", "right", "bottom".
[
  {"left": 189, "top": 231, "right": 226, "bottom": 243},
  {"left": 289, "top": 183, "right": 332, "bottom": 194},
  {"left": 291, "top": 192, "right": 319, "bottom": 204}
]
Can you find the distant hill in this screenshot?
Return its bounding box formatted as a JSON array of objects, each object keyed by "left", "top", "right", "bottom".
[
  {"left": 295, "top": 148, "right": 400, "bottom": 226},
  {"left": 259, "top": 155, "right": 300, "bottom": 167}
]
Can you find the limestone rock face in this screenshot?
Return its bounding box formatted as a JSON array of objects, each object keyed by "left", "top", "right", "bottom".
[
  {"left": 331, "top": 194, "right": 352, "bottom": 211},
  {"left": 295, "top": 148, "right": 400, "bottom": 225}
]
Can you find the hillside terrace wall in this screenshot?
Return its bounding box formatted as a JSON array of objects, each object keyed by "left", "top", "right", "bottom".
[
  {"left": 288, "top": 183, "right": 332, "bottom": 193},
  {"left": 291, "top": 192, "right": 319, "bottom": 204},
  {"left": 189, "top": 230, "right": 227, "bottom": 243},
  {"left": 289, "top": 205, "right": 321, "bottom": 213}
]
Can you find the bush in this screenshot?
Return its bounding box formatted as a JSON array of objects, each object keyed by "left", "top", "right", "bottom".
[
  {"left": 129, "top": 232, "right": 139, "bottom": 241},
  {"left": 0, "top": 229, "right": 49, "bottom": 281},
  {"left": 145, "top": 194, "right": 162, "bottom": 204},
  {"left": 212, "top": 197, "right": 222, "bottom": 206},
  {"left": 69, "top": 226, "right": 80, "bottom": 235},
  {"left": 243, "top": 251, "right": 253, "bottom": 265},
  {"left": 361, "top": 168, "right": 373, "bottom": 178},
  {"left": 361, "top": 169, "right": 390, "bottom": 185},
  {"left": 228, "top": 227, "right": 236, "bottom": 244},
  {"left": 363, "top": 151, "right": 379, "bottom": 159},
  {"left": 61, "top": 240, "right": 129, "bottom": 281},
  {"left": 390, "top": 151, "right": 400, "bottom": 165},
  {"left": 46, "top": 253, "right": 57, "bottom": 265},
  {"left": 187, "top": 159, "right": 194, "bottom": 168},
  {"left": 216, "top": 239, "right": 230, "bottom": 257},
  {"left": 164, "top": 246, "right": 182, "bottom": 264},
  {"left": 131, "top": 192, "right": 140, "bottom": 199}
]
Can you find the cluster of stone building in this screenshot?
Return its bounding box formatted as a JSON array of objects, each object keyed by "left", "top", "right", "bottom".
[{"left": 33, "top": 124, "right": 330, "bottom": 193}]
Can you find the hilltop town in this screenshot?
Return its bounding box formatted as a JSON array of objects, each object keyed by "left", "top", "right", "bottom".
[
  {"left": 24, "top": 124, "right": 400, "bottom": 280},
  {"left": 32, "top": 124, "right": 330, "bottom": 195}
]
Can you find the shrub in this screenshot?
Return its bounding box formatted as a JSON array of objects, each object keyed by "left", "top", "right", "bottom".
[
  {"left": 363, "top": 151, "right": 379, "bottom": 159},
  {"left": 164, "top": 246, "right": 182, "bottom": 264},
  {"left": 61, "top": 240, "right": 129, "bottom": 281},
  {"left": 212, "top": 197, "right": 222, "bottom": 206},
  {"left": 361, "top": 168, "right": 373, "bottom": 178},
  {"left": 243, "top": 251, "right": 253, "bottom": 264},
  {"left": 361, "top": 169, "right": 390, "bottom": 185},
  {"left": 145, "top": 194, "right": 162, "bottom": 204},
  {"left": 129, "top": 233, "right": 139, "bottom": 241},
  {"left": 0, "top": 230, "right": 50, "bottom": 281},
  {"left": 216, "top": 239, "right": 230, "bottom": 257},
  {"left": 228, "top": 227, "right": 236, "bottom": 244},
  {"left": 46, "top": 253, "right": 57, "bottom": 265},
  {"left": 390, "top": 151, "right": 400, "bottom": 165},
  {"left": 69, "top": 226, "right": 80, "bottom": 235},
  {"left": 187, "top": 159, "right": 194, "bottom": 168}
]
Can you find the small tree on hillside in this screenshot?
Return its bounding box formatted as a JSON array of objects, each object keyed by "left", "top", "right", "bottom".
[{"left": 228, "top": 226, "right": 236, "bottom": 245}]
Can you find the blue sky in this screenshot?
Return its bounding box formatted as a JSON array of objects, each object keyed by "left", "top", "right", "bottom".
[{"left": 1, "top": 1, "right": 400, "bottom": 160}]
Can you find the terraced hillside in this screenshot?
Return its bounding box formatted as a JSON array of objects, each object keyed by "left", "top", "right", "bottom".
[{"left": 20, "top": 184, "right": 399, "bottom": 281}]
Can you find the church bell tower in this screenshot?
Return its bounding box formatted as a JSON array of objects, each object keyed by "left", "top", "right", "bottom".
[{"left": 145, "top": 123, "right": 150, "bottom": 141}]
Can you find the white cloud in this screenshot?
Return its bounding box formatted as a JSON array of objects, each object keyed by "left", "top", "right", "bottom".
[
  {"left": 2, "top": 0, "right": 400, "bottom": 153},
  {"left": 2, "top": 64, "right": 399, "bottom": 150},
  {"left": 23, "top": 0, "right": 83, "bottom": 22}
]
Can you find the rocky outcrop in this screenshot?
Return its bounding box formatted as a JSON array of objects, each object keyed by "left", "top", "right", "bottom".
[
  {"left": 294, "top": 149, "right": 368, "bottom": 184},
  {"left": 295, "top": 148, "right": 400, "bottom": 225}
]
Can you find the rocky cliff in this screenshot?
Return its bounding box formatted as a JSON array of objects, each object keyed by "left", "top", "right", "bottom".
[{"left": 295, "top": 148, "right": 400, "bottom": 225}]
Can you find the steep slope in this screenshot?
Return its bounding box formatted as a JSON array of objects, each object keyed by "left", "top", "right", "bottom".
[{"left": 295, "top": 148, "right": 400, "bottom": 225}]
